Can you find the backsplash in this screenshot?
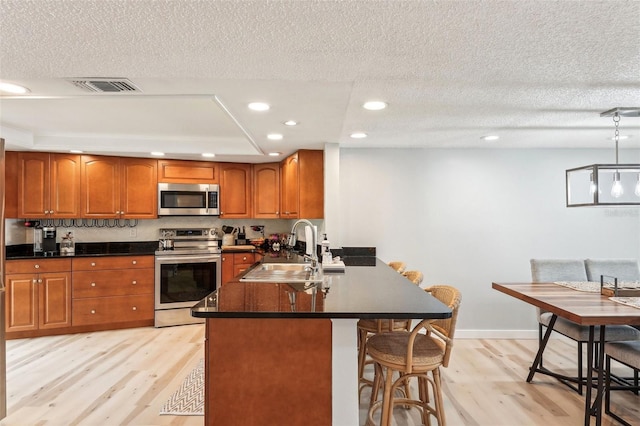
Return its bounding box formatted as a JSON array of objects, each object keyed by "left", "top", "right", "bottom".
[{"left": 5, "top": 218, "right": 324, "bottom": 246}]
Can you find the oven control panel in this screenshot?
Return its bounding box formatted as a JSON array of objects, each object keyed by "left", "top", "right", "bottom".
[{"left": 160, "top": 228, "right": 219, "bottom": 240}]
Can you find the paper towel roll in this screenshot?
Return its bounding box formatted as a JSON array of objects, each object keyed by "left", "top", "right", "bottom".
[{"left": 305, "top": 226, "right": 313, "bottom": 255}]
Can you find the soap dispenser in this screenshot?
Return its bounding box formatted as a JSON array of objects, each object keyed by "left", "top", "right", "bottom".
[{"left": 321, "top": 234, "right": 332, "bottom": 265}]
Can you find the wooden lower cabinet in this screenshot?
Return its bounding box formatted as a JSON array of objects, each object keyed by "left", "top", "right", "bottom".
[
  {"left": 72, "top": 255, "right": 154, "bottom": 326},
  {"left": 205, "top": 318, "right": 332, "bottom": 426},
  {"left": 221, "top": 252, "right": 259, "bottom": 285},
  {"left": 5, "top": 258, "right": 72, "bottom": 334}
]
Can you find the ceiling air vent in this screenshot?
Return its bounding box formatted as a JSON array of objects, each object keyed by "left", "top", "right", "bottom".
[{"left": 66, "top": 78, "right": 141, "bottom": 93}]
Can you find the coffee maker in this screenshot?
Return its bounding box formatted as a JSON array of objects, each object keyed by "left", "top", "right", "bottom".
[{"left": 42, "top": 227, "right": 57, "bottom": 256}]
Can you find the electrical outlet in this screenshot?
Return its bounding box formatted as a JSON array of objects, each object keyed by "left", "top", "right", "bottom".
[{"left": 129, "top": 228, "right": 137, "bottom": 237}]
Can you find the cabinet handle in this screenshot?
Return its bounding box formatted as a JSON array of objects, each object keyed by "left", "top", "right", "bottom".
[
  {"left": 132, "top": 306, "right": 137, "bottom": 311},
  {"left": 243, "top": 256, "right": 247, "bottom": 261},
  {"left": 91, "top": 262, "right": 96, "bottom": 267},
  {"left": 132, "top": 260, "right": 137, "bottom": 265},
  {"left": 38, "top": 279, "right": 42, "bottom": 283},
  {"left": 132, "top": 280, "right": 137, "bottom": 285},
  {"left": 91, "top": 309, "right": 96, "bottom": 314},
  {"left": 34, "top": 264, "right": 40, "bottom": 269},
  {"left": 91, "top": 282, "right": 96, "bottom": 287},
  {"left": 32, "top": 279, "right": 37, "bottom": 284}
]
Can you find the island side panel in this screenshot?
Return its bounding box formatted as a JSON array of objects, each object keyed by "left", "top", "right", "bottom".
[{"left": 205, "top": 318, "right": 332, "bottom": 426}]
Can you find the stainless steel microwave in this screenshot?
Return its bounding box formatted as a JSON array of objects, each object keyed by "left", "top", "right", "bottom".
[{"left": 158, "top": 183, "right": 219, "bottom": 216}]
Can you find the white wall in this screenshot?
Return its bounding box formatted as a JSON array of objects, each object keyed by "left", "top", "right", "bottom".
[{"left": 339, "top": 148, "right": 640, "bottom": 336}]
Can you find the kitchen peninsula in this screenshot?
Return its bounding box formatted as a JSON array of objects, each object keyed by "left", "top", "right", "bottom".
[{"left": 192, "top": 253, "right": 452, "bottom": 426}]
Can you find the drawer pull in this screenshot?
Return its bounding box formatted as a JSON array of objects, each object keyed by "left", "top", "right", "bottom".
[
  {"left": 34, "top": 264, "right": 40, "bottom": 269},
  {"left": 38, "top": 279, "right": 43, "bottom": 284},
  {"left": 132, "top": 306, "right": 137, "bottom": 311},
  {"left": 32, "top": 279, "right": 37, "bottom": 284},
  {"left": 91, "top": 309, "right": 96, "bottom": 314},
  {"left": 132, "top": 260, "right": 137, "bottom": 265},
  {"left": 243, "top": 256, "right": 247, "bottom": 261},
  {"left": 132, "top": 280, "right": 137, "bottom": 285},
  {"left": 91, "top": 262, "right": 96, "bottom": 267},
  {"left": 91, "top": 282, "right": 96, "bottom": 287}
]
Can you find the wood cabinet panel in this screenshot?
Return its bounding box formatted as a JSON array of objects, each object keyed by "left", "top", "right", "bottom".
[
  {"left": 49, "top": 154, "right": 81, "bottom": 217},
  {"left": 280, "top": 153, "right": 299, "bottom": 218},
  {"left": 5, "top": 274, "right": 37, "bottom": 332},
  {"left": 280, "top": 150, "right": 324, "bottom": 219},
  {"left": 72, "top": 256, "right": 153, "bottom": 271},
  {"left": 221, "top": 252, "right": 256, "bottom": 285},
  {"left": 252, "top": 163, "right": 280, "bottom": 218},
  {"left": 6, "top": 258, "right": 71, "bottom": 274},
  {"left": 219, "top": 163, "right": 251, "bottom": 218},
  {"left": 72, "top": 294, "right": 154, "bottom": 326},
  {"left": 39, "top": 273, "right": 72, "bottom": 329},
  {"left": 221, "top": 254, "right": 234, "bottom": 286},
  {"left": 4, "top": 151, "right": 19, "bottom": 218},
  {"left": 158, "top": 160, "right": 218, "bottom": 183},
  {"left": 81, "top": 155, "right": 120, "bottom": 218},
  {"left": 17, "top": 152, "right": 48, "bottom": 218},
  {"left": 72, "top": 269, "right": 154, "bottom": 298},
  {"left": 120, "top": 158, "right": 157, "bottom": 218}
]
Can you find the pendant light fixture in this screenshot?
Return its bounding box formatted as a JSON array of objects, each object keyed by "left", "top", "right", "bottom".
[{"left": 566, "top": 107, "right": 640, "bottom": 207}]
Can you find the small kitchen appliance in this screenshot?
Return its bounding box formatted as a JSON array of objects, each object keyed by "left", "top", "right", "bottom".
[{"left": 42, "top": 227, "right": 57, "bottom": 256}]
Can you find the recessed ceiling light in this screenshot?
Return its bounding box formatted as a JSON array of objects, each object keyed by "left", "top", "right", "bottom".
[
  {"left": 350, "top": 132, "right": 368, "bottom": 139},
  {"left": 248, "top": 102, "right": 270, "bottom": 111},
  {"left": 0, "top": 81, "right": 30, "bottom": 94},
  {"left": 481, "top": 135, "right": 500, "bottom": 141},
  {"left": 283, "top": 120, "right": 298, "bottom": 126},
  {"left": 268, "top": 152, "right": 282, "bottom": 157},
  {"left": 202, "top": 153, "right": 216, "bottom": 158},
  {"left": 363, "top": 101, "right": 387, "bottom": 111},
  {"left": 151, "top": 152, "right": 165, "bottom": 156},
  {"left": 70, "top": 149, "right": 83, "bottom": 154},
  {"left": 267, "top": 133, "right": 283, "bottom": 140}
]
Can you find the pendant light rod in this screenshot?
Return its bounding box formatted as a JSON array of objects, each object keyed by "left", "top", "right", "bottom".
[{"left": 600, "top": 107, "right": 640, "bottom": 118}]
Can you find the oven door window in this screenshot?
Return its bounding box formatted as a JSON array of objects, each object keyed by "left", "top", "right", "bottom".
[{"left": 159, "top": 261, "right": 216, "bottom": 304}]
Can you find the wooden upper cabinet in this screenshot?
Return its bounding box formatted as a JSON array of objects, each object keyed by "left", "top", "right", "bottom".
[
  {"left": 18, "top": 152, "right": 80, "bottom": 218},
  {"left": 280, "top": 154, "right": 299, "bottom": 219},
  {"left": 252, "top": 163, "right": 280, "bottom": 218},
  {"left": 280, "top": 150, "right": 324, "bottom": 219},
  {"left": 81, "top": 155, "right": 157, "bottom": 219},
  {"left": 158, "top": 160, "right": 218, "bottom": 183},
  {"left": 219, "top": 163, "right": 251, "bottom": 218},
  {"left": 4, "top": 151, "right": 19, "bottom": 218},
  {"left": 120, "top": 158, "right": 157, "bottom": 219}
]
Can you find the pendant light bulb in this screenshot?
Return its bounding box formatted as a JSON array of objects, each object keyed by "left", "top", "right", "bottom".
[
  {"left": 635, "top": 174, "right": 640, "bottom": 197},
  {"left": 611, "top": 171, "right": 624, "bottom": 198}
]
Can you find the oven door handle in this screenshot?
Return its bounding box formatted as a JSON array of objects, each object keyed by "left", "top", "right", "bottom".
[{"left": 156, "top": 255, "right": 220, "bottom": 263}]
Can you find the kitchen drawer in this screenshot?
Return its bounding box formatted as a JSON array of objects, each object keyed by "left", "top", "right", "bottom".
[
  {"left": 72, "top": 294, "right": 154, "bottom": 326},
  {"left": 233, "top": 252, "right": 256, "bottom": 264},
  {"left": 72, "top": 269, "right": 154, "bottom": 298},
  {"left": 6, "top": 258, "right": 72, "bottom": 274},
  {"left": 72, "top": 255, "right": 153, "bottom": 271}
]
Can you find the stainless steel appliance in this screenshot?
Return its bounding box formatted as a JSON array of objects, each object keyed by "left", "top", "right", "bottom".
[
  {"left": 154, "top": 227, "right": 221, "bottom": 327},
  {"left": 157, "top": 183, "right": 219, "bottom": 216},
  {"left": 42, "top": 227, "right": 57, "bottom": 256}
]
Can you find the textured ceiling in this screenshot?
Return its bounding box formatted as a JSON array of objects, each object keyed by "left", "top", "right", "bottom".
[{"left": 1, "top": 0, "right": 639, "bottom": 162}]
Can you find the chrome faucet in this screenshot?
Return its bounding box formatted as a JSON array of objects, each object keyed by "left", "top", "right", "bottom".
[{"left": 291, "top": 219, "right": 318, "bottom": 272}]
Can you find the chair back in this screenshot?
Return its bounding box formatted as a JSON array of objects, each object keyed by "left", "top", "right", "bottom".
[
  {"left": 388, "top": 261, "right": 406, "bottom": 274},
  {"left": 530, "top": 259, "right": 587, "bottom": 282},
  {"left": 585, "top": 259, "right": 640, "bottom": 282},
  {"left": 422, "top": 285, "right": 462, "bottom": 367},
  {"left": 403, "top": 270, "right": 424, "bottom": 286}
]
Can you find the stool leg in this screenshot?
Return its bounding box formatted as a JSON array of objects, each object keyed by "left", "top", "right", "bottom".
[
  {"left": 432, "top": 368, "right": 446, "bottom": 426},
  {"left": 380, "top": 367, "right": 395, "bottom": 426},
  {"left": 370, "top": 362, "right": 382, "bottom": 406}
]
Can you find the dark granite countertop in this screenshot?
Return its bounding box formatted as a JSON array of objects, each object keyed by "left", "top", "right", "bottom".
[
  {"left": 192, "top": 257, "right": 451, "bottom": 320},
  {"left": 6, "top": 241, "right": 158, "bottom": 260}
]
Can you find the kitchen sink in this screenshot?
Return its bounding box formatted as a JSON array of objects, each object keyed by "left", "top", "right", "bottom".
[{"left": 240, "top": 262, "right": 323, "bottom": 283}]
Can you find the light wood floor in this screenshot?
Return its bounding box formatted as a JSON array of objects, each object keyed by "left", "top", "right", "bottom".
[{"left": 1, "top": 324, "right": 638, "bottom": 425}]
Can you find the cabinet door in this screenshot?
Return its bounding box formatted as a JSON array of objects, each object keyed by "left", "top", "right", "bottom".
[
  {"left": 39, "top": 272, "right": 71, "bottom": 329},
  {"left": 297, "top": 150, "right": 324, "bottom": 219},
  {"left": 280, "top": 153, "right": 299, "bottom": 218},
  {"left": 4, "top": 151, "right": 19, "bottom": 218},
  {"left": 120, "top": 157, "right": 157, "bottom": 218},
  {"left": 17, "top": 152, "right": 49, "bottom": 218},
  {"left": 50, "top": 154, "right": 81, "bottom": 217},
  {"left": 81, "top": 155, "right": 120, "bottom": 218},
  {"left": 253, "top": 163, "right": 280, "bottom": 218},
  {"left": 6, "top": 274, "right": 37, "bottom": 332},
  {"left": 219, "top": 163, "right": 251, "bottom": 218},
  {"left": 232, "top": 253, "right": 256, "bottom": 279},
  {"left": 221, "top": 255, "right": 235, "bottom": 285},
  {"left": 158, "top": 160, "right": 219, "bottom": 183}
]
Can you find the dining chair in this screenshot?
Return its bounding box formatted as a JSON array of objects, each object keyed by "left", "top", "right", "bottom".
[
  {"left": 604, "top": 340, "right": 640, "bottom": 426},
  {"left": 387, "top": 261, "right": 406, "bottom": 274},
  {"left": 366, "top": 285, "right": 461, "bottom": 426},
  {"left": 585, "top": 259, "right": 640, "bottom": 282},
  {"left": 357, "top": 270, "right": 424, "bottom": 396},
  {"left": 530, "top": 259, "right": 640, "bottom": 395}
]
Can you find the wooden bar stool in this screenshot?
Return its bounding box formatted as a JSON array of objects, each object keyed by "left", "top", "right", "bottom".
[
  {"left": 366, "top": 285, "right": 461, "bottom": 426},
  {"left": 387, "top": 261, "right": 406, "bottom": 274}
]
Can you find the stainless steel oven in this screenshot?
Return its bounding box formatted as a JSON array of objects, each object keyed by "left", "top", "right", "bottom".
[{"left": 154, "top": 227, "right": 221, "bottom": 327}]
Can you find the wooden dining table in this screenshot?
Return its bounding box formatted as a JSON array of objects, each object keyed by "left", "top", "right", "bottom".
[{"left": 492, "top": 282, "right": 640, "bottom": 426}]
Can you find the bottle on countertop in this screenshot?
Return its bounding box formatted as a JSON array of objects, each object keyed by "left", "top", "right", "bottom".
[
  {"left": 321, "top": 234, "right": 332, "bottom": 264},
  {"left": 60, "top": 232, "right": 75, "bottom": 256}
]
